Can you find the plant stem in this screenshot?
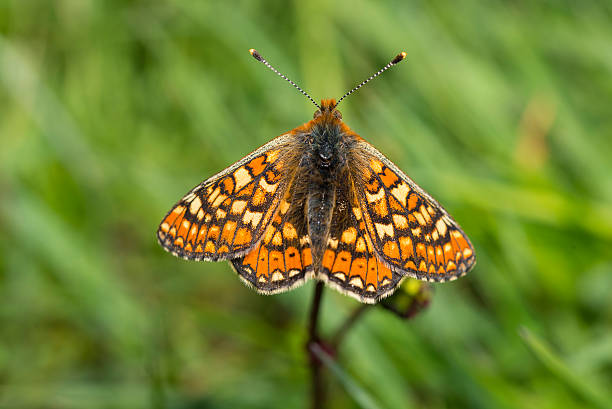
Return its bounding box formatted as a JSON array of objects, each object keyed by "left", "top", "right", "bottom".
[{"left": 307, "top": 281, "right": 325, "bottom": 409}]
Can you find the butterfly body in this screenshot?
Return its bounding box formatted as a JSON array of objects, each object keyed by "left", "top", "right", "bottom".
[
  {"left": 158, "top": 96, "right": 475, "bottom": 304},
  {"left": 301, "top": 99, "right": 352, "bottom": 267}
]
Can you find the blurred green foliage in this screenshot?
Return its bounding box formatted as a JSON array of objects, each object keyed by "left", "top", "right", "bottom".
[{"left": 1, "top": 1, "right": 612, "bottom": 408}]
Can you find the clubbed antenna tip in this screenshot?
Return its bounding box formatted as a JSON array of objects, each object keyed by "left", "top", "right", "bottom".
[
  {"left": 392, "top": 51, "right": 407, "bottom": 65},
  {"left": 249, "top": 48, "right": 264, "bottom": 62}
]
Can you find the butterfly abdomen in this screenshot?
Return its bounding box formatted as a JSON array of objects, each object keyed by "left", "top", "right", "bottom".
[{"left": 306, "top": 184, "right": 336, "bottom": 267}]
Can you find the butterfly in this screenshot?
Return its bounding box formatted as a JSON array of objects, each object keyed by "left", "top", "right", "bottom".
[{"left": 157, "top": 49, "right": 475, "bottom": 304}]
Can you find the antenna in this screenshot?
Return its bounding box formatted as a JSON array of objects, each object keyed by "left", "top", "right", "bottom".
[
  {"left": 249, "top": 49, "right": 321, "bottom": 110},
  {"left": 335, "top": 51, "right": 407, "bottom": 108}
]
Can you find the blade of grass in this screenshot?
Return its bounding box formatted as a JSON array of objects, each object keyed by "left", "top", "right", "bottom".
[{"left": 520, "top": 327, "right": 612, "bottom": 409}]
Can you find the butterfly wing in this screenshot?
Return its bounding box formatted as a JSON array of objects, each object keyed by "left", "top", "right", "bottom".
[
  {"left": 230, "top": 176, "right": 315, "bottom": 294},
  {"left": 317, "top": 179, "right": 405, "bottom": 304},
  {"left": 157, "top": 133, "right": 300, "bottom": 261},
  {"left": 349, "top": 139, "right": 476, "bottom": 282}
]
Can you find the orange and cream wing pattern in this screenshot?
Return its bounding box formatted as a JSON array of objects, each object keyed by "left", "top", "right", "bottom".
[
  {"left": 319, "top": 184, "right": 404, "bottom": 303},
  {"left": 231, "top": 188, "right": 314, "bottom": 294},
  {"left": 351, "top": 141, "right": 475, "bottom": 282},
  {"left": 157, "top": 134, "right": 295, "bottom": 261}
]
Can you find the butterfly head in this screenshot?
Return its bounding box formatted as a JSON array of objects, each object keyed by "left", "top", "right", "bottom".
[{"left": 313, "top": 99, "right": 342, "bottom": 121}]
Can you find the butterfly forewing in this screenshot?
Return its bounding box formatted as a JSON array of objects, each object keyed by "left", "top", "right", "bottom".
[
  {"left": 157, "top": 134, "right": 297, "bottom": 261},
  {"left": 350, "top": 140, "right": 475, "bottom": 282}
]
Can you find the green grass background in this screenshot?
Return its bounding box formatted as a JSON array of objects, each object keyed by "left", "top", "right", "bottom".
[{"left": 1, "top": 1, "right": 612, "bottom": 408}]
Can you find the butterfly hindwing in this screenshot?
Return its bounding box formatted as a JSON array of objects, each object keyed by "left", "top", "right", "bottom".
[
  {"left": 318, "top": 180, "right": 404, "bottom": 303},
  {"left": 231, "top": 182, "right": 315, "bottom": 294},
  {"left": 350, "top": 140, "right": 476, "bottom": 282},
  {"left": 157, "top": 134, "right": 297, "bottom": 261}
]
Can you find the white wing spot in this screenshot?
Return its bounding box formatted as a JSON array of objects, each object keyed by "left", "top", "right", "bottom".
[
  {"left": 334, "top": 272, "right": 346, "bottom": 282},
  {"left": 234, "top": 167, "right": 252, "bottom": 191},
  {"left": 231, "top": 200, "right": 247, "bottom": 215},
  {"left": 392, "top": 214, "right": 408, "bottom": 229},
  {"left": 349, "top": 276, "right": 364, "bottom": 289},
  {"left": 189, "top": 196, "right": 202, "bottom": 214},
  {"left": 390, "top": 182, "right": 410, "bottom": 207},
  {"left": 243, "top": 210, "right": 263, "bottom": 228},
  {"left": 436, "top": 218, "right": 447, "bottom": 237},
  {"left": 375, "top": 223, "right": 394, "bottom": 239}
]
